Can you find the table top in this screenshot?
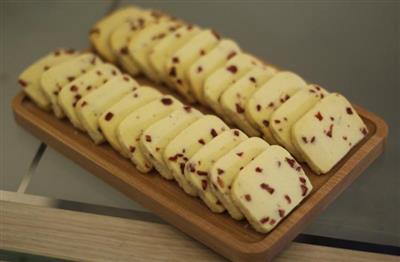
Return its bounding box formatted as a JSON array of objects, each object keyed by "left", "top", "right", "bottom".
[{"left": 1, "top": 0, "right": 399, "bottom": 260}]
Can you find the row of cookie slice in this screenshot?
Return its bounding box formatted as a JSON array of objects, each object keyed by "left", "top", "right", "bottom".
[
  {"left": 18, "top": 49, "right": 313, "bottom": 234},
  {"left": 88, "top": 6, "right": 369, "bottom": 175}
]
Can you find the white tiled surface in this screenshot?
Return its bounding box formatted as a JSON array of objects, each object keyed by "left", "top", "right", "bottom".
[{"left": 2, "top": 0, "right": 399, "bottom": 247}]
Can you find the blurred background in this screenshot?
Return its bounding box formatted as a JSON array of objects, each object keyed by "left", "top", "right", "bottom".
[{"left": 1, "top": 1, "right": 399, "bottom": 259}]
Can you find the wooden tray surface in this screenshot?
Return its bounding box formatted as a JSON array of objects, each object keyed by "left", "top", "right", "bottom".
[{"left": 12, "top": 80, "right": 388, "bottom": 261}]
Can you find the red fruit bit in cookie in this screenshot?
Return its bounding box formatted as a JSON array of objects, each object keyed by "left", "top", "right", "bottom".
[
  {"left": 197, "top": 66, "right": 203, "bottom": 73},
  {"left": 197, "top": 170, "right": 208, "bottom": 176},
  {"left": 67, "top": 76, "right": 75, "bottom": 82},
  {"left": 262, "top": 120, "right": 270, "bottom": 127},
  {"left": 18, "top": 79, "right": 27, "bottom": 87},
  {"left": 325, "top": 124, "right": 334, "bottom": 138},
  {"left": 285, "top": 195, "right": 292, "bottom": 204},
  {"left": 226, "top": 65, "right": 238, "bottom": 74},
  {"left": 233, "top": 130, "right": 240, "bottom": 136},
  {"left": 198, "top": 138, "right": 205, "bottom": 145},
  {"left": 123, "top": 76, "right": 130, "bottom": 82},
  {"left": 129, "top": 146, "right": 136, "bottom": 153},
  {"left": 260, "top": 217, "right": 269, "bottom": 224},
  {"left": 269, "top": 219, "right": 276, "bottom": 226},
  {"left": 285, "top": 157, "right": 296, "bottom": 168},
  {"left": 260, "top": 183, "right": 274, "bottom": 194},
  {"left": 145, "top": 135, "right": 152, "bottom": 142},
  {"left": 104, "top": 112, "right": 114, "bottom": 121},
  {"left": 180, "top": 106, "right": 191, "bottom": 113},
  {"left": 245, "top": 194, "right": 252, "bottom": 202},
  {"left": 227, "top": 51, "right": 237, "bottom": 60},
  {"left": 249, "top": 77, "right": 256, "bottom": 83},
  {"left": 161, "top": 97, "right": 173, "bottom": 105},
  {"left": 360, "top": 127, "right": 368, "bottom": 136},
  {"left": 74, "top": 94, "right": 81, "bottom": 101},
  {"left": 169, "top": 67, "right": 177, "bottom": 77},
  {"left": 315, "top": 111, "right": 323, "bottom": 121},
  {"left": 81, "top": 101, "right": 87, "bottom": 107},
  {"left": 210, "top": 128, "right": 218, "bottom": 137},
  {"left": 236, "top": 152, "right": 243, "bottom": 157},
  {"left": 301, "top": 184, "right": 308, "bottom": 196},
  {"left": 278, "top": 209, "right": 285, "bottom": 218},
  {"left": 346, "top": 107, "right": 353, "bottom": 115},
  {"left": 217, "top": 176, "right": 224, "bottom": 188},
  {"left": 235, "top": 103, "right": 245, "bottom": 114},
  {"left": 256, "top": 104, "right": 262, "bottom": 111},
  {"left": 70, "top": 85, "right": 78, "bottom": 92},
  {"left": 268, "top": 102, "right": 275, "bottom": 108},
  {"left": 201, "top": 180, "right": 208, "bottom": 190},
  {"left": 255, "top": 167, "right": 263, "bottom": 173},
  {"left": 120, "top": 46, "right": 129, "bottom": 55},
  {"left": 172, "top": 57, "right": 179, "bottom": 64},
  {"left": 217, "top": 168, "right": 224, "bottom": 175}
]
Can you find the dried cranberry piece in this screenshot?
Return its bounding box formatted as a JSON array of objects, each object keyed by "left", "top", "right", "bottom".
[
  {"left": 70, "top": 85, "right": 78, "bottom": 92},
  {"left": 315, "top": 111, "right": 323, "bottom": 121},
  {"left": 104, "top": 112, "right": 114, "bottom": 121},
  {"left": 278, "top": 209, "right": 285, "bottom": 218},
  {"left": 145, "top": 135, "right": 152, "bottom": 142},
  {"left": 217, "top": 168, "right": 224, "bottom": 175},
  {"left": 197, "top": 170, "right": 208, "bottom": 176},
  {"left": 129, "top": 146, "right": 136, "bottom": 153},
  {"left": 346, "top": 107, "right": 353, "bottom": 115},
  {"left": 161, "top": 97, "right": 173, "bottom": 105},
  {"left": 260, "top": 183, "right": 274, "bottom": 194},
  {"left": 172, "top": 57, "right": 179, "bottom": 64},
  {"left": 169, "top": 67, "right": 177, "bottom": 77},
  {"left": 256, "top": 104, "right": 262, "bottom": 111},
  {"left": 301, "top": 185, "right": 308, "bottom": 196},
  {"left": 236, "top": 152, "right": 243, "bottom": 157},
  {"left": 285, "top": 195, "right": 292, "bottom": 204},
  {"left": 210, "top": 128, "right": 218, "bottom": 137},
  {"left": 235, "top": 103, "right": 245, "bottom": 114},
  {"left": 262, "top": 120, "right": 269, "bottom": 127},
  {"left": 198, "top": 139, "right": 205, "bottom": 145},
  {"left": 255, "top": 167, "right": 263, "bottom": 173},
  {"left": 226, "top": 65, "right": 238, "bottom": 74},
  {"left": 260, "top": 217, "right": 269, "bottom": 224},
  {"left": 245, "top": 194, "right": 252, "bottom": 202}
]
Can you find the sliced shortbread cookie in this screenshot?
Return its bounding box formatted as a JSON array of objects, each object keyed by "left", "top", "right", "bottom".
[
  {"left": 110, "top": 12, "right": 155, "bottom": 75},
  {"left": 231, "top": 145, "right": 313, "bottom": 233},
  {"left": 187, "top": 39, "right": 241, "bottom": 105},
  {"left": 163, "top": 115, "right": 228, "bottom": 196},
  {"left": 18, "top": 49, "right": 78, "bottom": 110},
  {"left": 89, "top": 6, "right": 146, "bottom": 62},
  {"left": 139, "top": 106, "right": 203, "bottom": 180},
  {"left": 245, "top": 71, "right": 307, "bottom": 143},
  {"left": 149, "top": 25, "right": 201, "bottom": 86},
  {"left": 165, "top": 29, "right": 220, "bottom": 102},
  {"left": 75, "top": 75, "right": 139, "bottom": 144},
  {"left": 117, "top": 96, "right": 182, "bottom": 173},
  {"left": 203, "top": 53, "right": 262, "bottom": 117},
  {"left": 41, "top": 53, "right": 102, "bottom": 118},
  {"left": 292, "top": 93, "right": 368, "bottom": 174},
  {"left": 129, "top": 21, "right": 182, "bottom": 82},
  {"left": 209, "top": 137, "right": 269, "bottom": 220},
  {"left": 99, "top": 87, "right": 162, "bottom": 156},
  {"left": 58, "top": 63, "right": 121, "bottom": 130},
  {"left": 220, "top": 66, "right": 277, "bottom": 136},
  {"left": 185, "top": 129, "right": 248, "bottom": 212},
  {"left": 270, "top": 85, "right": 328, "bottom": 160}
]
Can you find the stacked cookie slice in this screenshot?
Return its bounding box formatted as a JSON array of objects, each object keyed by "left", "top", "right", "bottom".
[
  {"left": 89, "top": 5, "right": 369, "bottom": 175},
  {"left": 18, "top": 50, "right": 317, "bottom": 234}
]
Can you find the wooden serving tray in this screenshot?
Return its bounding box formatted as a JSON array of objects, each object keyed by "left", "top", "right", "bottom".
[{"left": 12, "top": 81, "right": 388, "bottom": 261}]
